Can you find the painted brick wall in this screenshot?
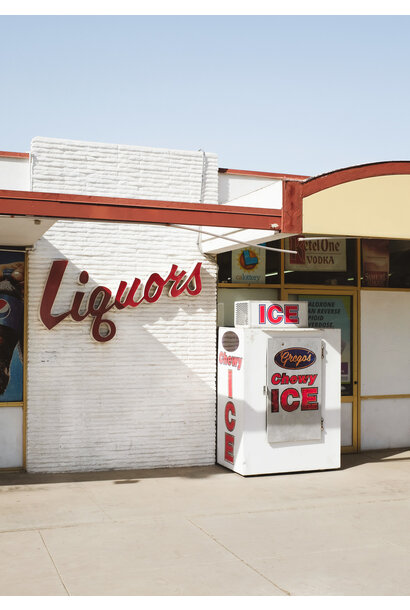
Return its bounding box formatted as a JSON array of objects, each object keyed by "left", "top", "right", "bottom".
[{"left": 27, "top": 137, "right": 218, "bottom": 472}]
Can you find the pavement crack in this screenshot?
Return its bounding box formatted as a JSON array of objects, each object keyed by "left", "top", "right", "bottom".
[
  {"left": 187, "top": 517, "right": 291, "bottom": 596},
  {"left": 38, "top": 530, "right": 70, "bottom": 596}
]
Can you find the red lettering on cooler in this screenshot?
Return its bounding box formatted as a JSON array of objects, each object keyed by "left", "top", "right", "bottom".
[
  {"left": 271, "top": 387, "right": 319, "bottom": 412},
  {"left": 259, "top": 304, "right": 266, "bottom": 324},
  {"left": 271, "top": 389, "right": 279, "bottom": 412},
  {"left": 225, "top": 401, "right": 236, "bottom": 432},
  {"left": 224, "top": 399, "right": 236, "bottom": 464},
  {"left": 267, "top": 304, "right": 283, "bottom": 324},
  {"left": 225, "top": 433, "right": 235, "bottom": 463},
  {"left": 271, "top": 373, "right": 317, "bottom": 386},
  {"left": 285, "top": 304, "right": 299, "bottom": 324},
  {"left": 218, "top": 351, "right": 243, "bottom": 370},
  {"left": 259, "top": 303, "right": 300, "bottom": 326},
  {"left": 280, "top": 388, "right": 300, "bottom": 412},
  {"left": 301, "top": 387, "right": 319, "bottom": 410}
]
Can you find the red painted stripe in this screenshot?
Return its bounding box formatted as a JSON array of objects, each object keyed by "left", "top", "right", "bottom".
[
  {"left": 0, "top": 189, "right": 283, "bottom": 231},
  {"left": 0, "top": 151, "right": 29, "bottom": 159}
]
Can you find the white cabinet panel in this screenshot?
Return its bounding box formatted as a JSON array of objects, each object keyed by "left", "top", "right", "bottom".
[
  {"left": 0, "top": 408, "right": 23, "bottom": 468},
  {"left": 361, "top": 291, "right": 410, "bottom": 395}
]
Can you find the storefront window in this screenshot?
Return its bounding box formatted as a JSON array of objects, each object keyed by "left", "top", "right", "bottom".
[
  {"left": 361, "top": 239, "right": 410, "bottom": 288},
  {"left": 217, "top": 243, "right": 280, "bottom": 284},
  {"left": 0, "top": 249, "right": 25, "bottom": 402},
  {"left": 284, "top": 237, "right": 357, "bottom": 286},
  {"left": 288, "top": 293, "right": 354, "bottom": 396}
]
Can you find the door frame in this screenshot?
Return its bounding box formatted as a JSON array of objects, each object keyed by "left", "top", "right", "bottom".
[{"left": 282, "top": 286, "right": 359, "bottom": 453}]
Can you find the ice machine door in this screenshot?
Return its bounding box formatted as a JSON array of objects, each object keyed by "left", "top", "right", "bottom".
[{"left": 267, "top": 337, "right": 322, "bottom": 443}]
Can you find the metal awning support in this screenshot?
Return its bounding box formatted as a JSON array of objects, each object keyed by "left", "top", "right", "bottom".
[{"left": 0, "top": 188, "right": 283, "bottom": 232}]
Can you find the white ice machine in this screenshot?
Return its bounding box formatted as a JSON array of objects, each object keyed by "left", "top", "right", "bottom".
[{"left": 217, "top": 301, "right": 341, "bottom": 475}]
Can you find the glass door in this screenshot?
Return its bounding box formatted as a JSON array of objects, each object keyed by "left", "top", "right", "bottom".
[{"left": 283, "top": 288, "right": 358, "bottom": 452}]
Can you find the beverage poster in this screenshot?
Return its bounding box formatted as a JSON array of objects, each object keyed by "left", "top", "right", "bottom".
[
  {"left": 285, "top": 237, "right": 346, "bottom": 272},
  {"left": 362, "top": 239, "right": 389, "bottom": 287},
  {"left": 231, "top": 246, "right": 266, "bottom": 283},
  {"left": 0, "top": 252, "right": 24, "bottom": 402}
]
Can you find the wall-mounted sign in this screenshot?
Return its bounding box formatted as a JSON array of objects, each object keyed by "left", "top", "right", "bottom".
[
  {"left": 285, "top": 237, "right": 346, "bottom": 272},
  {"left": 231, "top": 247, "right": 266, "bottom": 283},
  {"left": 40, "top": 259, "right": 202, "bottom": 342},
  {"left": 362, "top": 239, "right": 389, "bottom": 287}
]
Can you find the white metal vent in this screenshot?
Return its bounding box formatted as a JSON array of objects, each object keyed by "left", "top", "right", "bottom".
[{"left": 234, "top": 302, "right": 249, "bottom": 327}]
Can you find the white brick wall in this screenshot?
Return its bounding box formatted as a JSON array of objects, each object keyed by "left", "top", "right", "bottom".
[
  {"left": 27, "top": 137, "right": 218, "bottom": 472},
  {"left": 31, "top": 137, "right": 218, "bottom": 203}
]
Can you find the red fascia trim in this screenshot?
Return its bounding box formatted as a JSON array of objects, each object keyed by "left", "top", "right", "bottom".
[
  {"left": 302, "top": 161, "right": 410, "bottom": 197},
  {"left": 219, "top": 168, "right": 309, "bottom": 181},
  {"left": 282, "top": 180, "right": 303, "bottom": 234},
  {"left": 0, "top": 151, "right": 29, "bottom": 159},
  {"left": 0, "top": 189, "right": 282, "bottom": 231}
]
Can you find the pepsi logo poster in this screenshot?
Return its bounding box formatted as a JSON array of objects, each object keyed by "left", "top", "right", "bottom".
[
  {"left": 0, "top": 252, "right": 24, "bottom": 402},
  {"left": 0, "top": 298, "right": 10, "bottom": 319}
]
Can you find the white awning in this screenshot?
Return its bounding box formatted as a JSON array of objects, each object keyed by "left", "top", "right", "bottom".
[
  {"left": 0, "top": 216, "right": 55, "bottom": 246},
  {"left": 201, "top": 177, "right": 289, "bottom": 254}
]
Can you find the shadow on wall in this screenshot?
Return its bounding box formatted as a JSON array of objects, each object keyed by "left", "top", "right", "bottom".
[{"left": 25, "top": 239, "right": 219, "bottom": 476}]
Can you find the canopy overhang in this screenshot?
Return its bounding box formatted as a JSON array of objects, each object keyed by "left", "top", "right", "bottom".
[
  {"left": 3, "top": 161, "right": 410, "bottom": 249},
  {"left": 282, "top": 162, "right": 410, "bottom": 240}
]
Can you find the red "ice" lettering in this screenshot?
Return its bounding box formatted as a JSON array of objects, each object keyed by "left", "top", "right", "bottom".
[
  {"left": 259, "top": 303, "right": 300, "bottom": 326},
  {"left": 224, "top": 401, "right": 236, "bottom": 463},
  {"left": 271, "top": 387, "right": 319, "bottom": 412}
]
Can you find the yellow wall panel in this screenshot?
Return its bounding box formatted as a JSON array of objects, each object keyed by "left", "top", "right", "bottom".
[{"left": 303, "top": 175, "right": 410, "bottom": 238}]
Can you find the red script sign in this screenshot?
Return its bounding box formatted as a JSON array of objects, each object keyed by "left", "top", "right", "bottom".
[{"left": 40, "top": 260, "right": 202, "bottom": 342}]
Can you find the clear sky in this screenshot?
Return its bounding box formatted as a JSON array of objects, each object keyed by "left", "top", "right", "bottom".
[{"left": 1, "top": 14, "right": 410, "bottom": 177}]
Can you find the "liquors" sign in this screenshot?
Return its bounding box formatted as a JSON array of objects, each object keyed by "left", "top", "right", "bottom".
[{"left": 40, "top": 259, "right": 202, "bottom": 342}]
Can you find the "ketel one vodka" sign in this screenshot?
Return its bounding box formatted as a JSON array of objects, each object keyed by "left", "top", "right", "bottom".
[{"left": 267, "top": 337, "right": 322, "bottom": 443}]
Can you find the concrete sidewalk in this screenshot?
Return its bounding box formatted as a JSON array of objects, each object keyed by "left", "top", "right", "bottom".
[{"left": 0, "top": 449, "right": 409, "bottom": 596}]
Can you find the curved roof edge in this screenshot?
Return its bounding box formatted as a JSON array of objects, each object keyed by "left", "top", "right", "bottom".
[{"left": 302, "top": 161, "right": 410, "bottom": 197}]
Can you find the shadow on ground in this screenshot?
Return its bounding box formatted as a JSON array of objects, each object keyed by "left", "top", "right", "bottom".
[
  {"left": 0, "top": 448, "right": 409, "bottom": 488},
  {"left": 0, "top": 464, "right": 231, "bottom": 487}
]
